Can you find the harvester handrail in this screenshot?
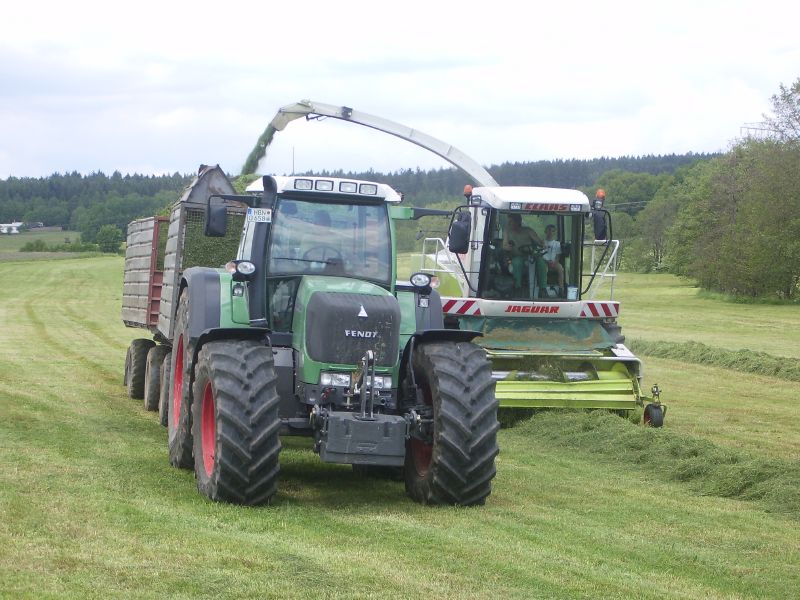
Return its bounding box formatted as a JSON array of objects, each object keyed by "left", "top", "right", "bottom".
[{"left": 583, "top": 239, "right": 620, "bottom": 300}]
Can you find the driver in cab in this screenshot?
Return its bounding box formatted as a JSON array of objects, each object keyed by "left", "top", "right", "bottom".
[{"left": 503, "top": 213, "right": 547, "bottom": 295}]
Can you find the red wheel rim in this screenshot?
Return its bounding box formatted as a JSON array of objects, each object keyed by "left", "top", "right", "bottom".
[
  {"left": 410, "top": 437, "right": 432, "bottom": 475},
  {"left": 201, "top": 381, "right": 216, "bottom": 476},
  {"left": 411, "top": 375, "right": 434, "bottom": 475},
  {"left": 172, "top": 335, "right": 183, "bottom": 427}
]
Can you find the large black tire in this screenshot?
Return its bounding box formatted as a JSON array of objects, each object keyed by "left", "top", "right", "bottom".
[
  {"left": 168, "top": 292, "right": 194, "bottom": 469},
  {"left": 191, "top": 341, "right": 281, "bottom": 505},
  {"left": 404, "top": 341, "right": 499, "bottom": 506},
  {"left": 125, "top": 338, "right": 155, "bottom": 399},
  {"left": 143, "top": 345, "right": 170, "bottom": 412},
  {"left": 158, "top": 351, "right": 172, "bottom": 427},
  {"left": 643, "top": 403, "right": 665, "bottom": 428}
]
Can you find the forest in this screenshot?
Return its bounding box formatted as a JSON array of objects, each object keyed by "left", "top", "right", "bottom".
[{"left": 1, "top": 79, "right": 797, "bottom": 300}]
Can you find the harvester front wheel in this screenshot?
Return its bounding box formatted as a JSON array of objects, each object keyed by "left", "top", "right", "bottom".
[
  {"left": 643, "top": 403, "right": 664, "bottom": 428},
  {"left": 191, "top": 341, "right": 281, "bottom": 505},
  {"left": 405, "top": 341, "right": 499, "bottom": 506},
  {"left": 143, "top": 345, "right": 169, "bottom": 411},
  {"left": 125, "top": 338, "right": 155, "bottom": 399},
  {"left": 158, "top": 352, "right": 172, "bottom": 427},
  {"left": 168, "top": 292, "right": 194, "bottom": 469}
]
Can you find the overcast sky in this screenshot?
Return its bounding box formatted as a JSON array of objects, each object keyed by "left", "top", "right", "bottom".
[{"left": 1, "top": 0, "right": 798, "bottom": 180}]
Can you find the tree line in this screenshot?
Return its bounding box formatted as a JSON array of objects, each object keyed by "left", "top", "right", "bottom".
[{"left": 618, "top": 78, "right": 800, "bottom": 300}]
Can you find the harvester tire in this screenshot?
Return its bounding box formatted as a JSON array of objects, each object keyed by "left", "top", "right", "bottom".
[
  {"left": 643, "top": 403, "right": 664, "bottom": 428},
  {"left": 404, "top": 341, "right": 499, "bottom": 506},
  {"left": 168, "top": 292, "right": 194, "bottom": 469},
  {"left": 158, "top": 352, "right": 172, "bottom": 427},
  {"left": 143, "top": 345, "right": 169, "bottom": 412},
  {"left": 191, "top": 341, "right": 281, "bottom": 505},
  {"left": 125, "top": 338, "right": 155, "bottom": 400}
]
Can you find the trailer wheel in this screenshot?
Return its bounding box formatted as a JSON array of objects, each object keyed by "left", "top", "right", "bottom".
[
  {"left": 404, "top": 341, "right": 499, "bottom": 506},
  {"left": 158, "top": 352, "right": 172, "bottom": 427},
  {"left": 125, "top": 339, "right": 155, "bottom": 400},
  {"left": 168, "top": 292, "right": 194, "bottom": 469},
  {"left": 143, "top": 345, "right": 169, "bottom": 411},
  {"left": 643, "top": 403, "right": 664, "bottom": 428},
  {"left": 191, "top": 341, "right": 281, "bottom": 505}
]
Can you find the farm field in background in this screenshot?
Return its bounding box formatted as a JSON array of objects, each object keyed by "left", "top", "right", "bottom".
[
  {"left": 0, "top": 228, "right": 86, "bottom": 262},
  {"left": 614, "top": 273, "right": 800, "bottom": 358},
  {"left": 1, "top": 256, "right": 798, "bottom": 598}
]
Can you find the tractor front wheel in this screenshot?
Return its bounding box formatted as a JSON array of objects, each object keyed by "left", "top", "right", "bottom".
[
  {"left": 405, "top": 341, "right": 499, "bottom": 506},
  {"left": 191, "top": 341, "right": 281, "bottom": 505}
]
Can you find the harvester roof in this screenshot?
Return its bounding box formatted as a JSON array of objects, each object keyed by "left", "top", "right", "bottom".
[
  {"left": 472, "top": 186, "right": 590, "bottom": 213},
  {"left": 246, "top": 175, "right": 403, "bottom": 203}
]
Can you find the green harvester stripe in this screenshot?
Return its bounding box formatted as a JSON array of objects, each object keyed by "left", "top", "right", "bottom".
[{"left": 496, "top": 379, "right": 638, "bottom": 409}]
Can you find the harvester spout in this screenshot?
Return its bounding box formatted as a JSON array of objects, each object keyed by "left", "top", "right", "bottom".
[{"left": 241, "top": 99, "right": 499, "bottom": 187}]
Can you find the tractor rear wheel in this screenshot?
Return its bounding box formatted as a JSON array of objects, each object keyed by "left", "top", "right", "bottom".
[
  {"left": 158, "top": 351, "right": 172, "bottom": 427},
  {"left": 191, "top": 341, "right": 281, "bottom": 505},
  {"left": 168, "top": 292, "right": 194, "bottom": 469},
  {"left": 643, "top": 403, "right": 664, "bottom": 428},
  {"left": 143, "top": 345, "right": 169, "bottom": 411},
  {"left": 405, "top": 341, "right": 499, "bottom": 506},
  {"left": 125, "top": 338, "right": 155, "bottom": 400}
]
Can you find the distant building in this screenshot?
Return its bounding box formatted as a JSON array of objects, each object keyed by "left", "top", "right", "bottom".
[{"left": 0, "top": 222, "right": 23, "bottom": 234}]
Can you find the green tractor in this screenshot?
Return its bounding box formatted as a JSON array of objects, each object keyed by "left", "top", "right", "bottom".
[{"left": 122, "top": 165, "right": 499, "bottom": 506}]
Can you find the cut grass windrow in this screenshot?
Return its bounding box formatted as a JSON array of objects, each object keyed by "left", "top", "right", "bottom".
[
  {"left": 629, "top": 338, "right": 800, "bottom": 381},
  {"left": 517, "top": 410, "right": 800, "bottom": 519}
]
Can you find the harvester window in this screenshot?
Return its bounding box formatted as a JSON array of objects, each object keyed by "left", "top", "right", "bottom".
[{"left": 481, "top": 211, "right": 581, "bottom": 301}]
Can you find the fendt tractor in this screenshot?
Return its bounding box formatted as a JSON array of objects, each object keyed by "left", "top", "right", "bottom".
[
  {"left": 122, "top": 165, "right": 499, "bottom": 506},
  {"left": 250, "top": 101, "right": 665, "bottom": 426}
]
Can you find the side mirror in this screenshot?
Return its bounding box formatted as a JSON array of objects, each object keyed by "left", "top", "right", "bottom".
[
  {"left": 447, "top": 212, "right": 471, "bottom": 254},
  {"left": 205, "top": 203, "right": 228, "bottom": 237}
]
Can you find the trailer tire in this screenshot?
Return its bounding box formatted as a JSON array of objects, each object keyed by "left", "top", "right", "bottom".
[
  {"left": 643, "top": 403, "right": 664, "bottom": 428},
  {"left": 125, "top": 338, "right": 155, "bottom": 400},
  {"left": 404, "top": 341, "right": 499, "bottom": 506},
  {"left": 168, "top": 292, "right": 194, "bottom": 469},
  {"left": 143, "top": 345, "right": 169, "bottom": 411},
  {"left": 158, "top": 352, "right": 172, "bottom": 427},
  {"left": 192, "top": 340, "right": 281, "bottom": 505}
]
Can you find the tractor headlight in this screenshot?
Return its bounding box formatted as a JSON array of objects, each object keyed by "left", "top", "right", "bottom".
[
  {"left": 320, "top": 372, "right": 351, "bottom": 387},
  {"left": 371, "top": 375, "right": 392, "bottom": 389},
  {"left": 225, "top": 260, "right": 256, "bottom": 280},
  {"left": 410, "top": 272, "right": 432, "bottom": 288}
]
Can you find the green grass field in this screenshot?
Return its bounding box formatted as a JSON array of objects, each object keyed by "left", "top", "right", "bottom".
[
  {"left": 1, "top": 257, "right": 799, "bottom": 598},
  {"left": 0, "top": 229, "right": 90, "bottom": 262}
]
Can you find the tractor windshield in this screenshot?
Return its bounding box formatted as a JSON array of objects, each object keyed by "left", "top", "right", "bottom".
[
  {"left": 267, "top": 198, "right": 392, "bottom": 285},
  {"left": 480, "top": 210, "right": 582, "bottom": 300}
]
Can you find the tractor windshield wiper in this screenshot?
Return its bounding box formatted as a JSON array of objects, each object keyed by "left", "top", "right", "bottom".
[{"left": 271, "top": 256, "right": 336, "bottom": 265}]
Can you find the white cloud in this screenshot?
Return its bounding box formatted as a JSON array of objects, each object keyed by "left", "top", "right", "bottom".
[{"left": 1, "top": 0, "right": 799, "bottom": 178}]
